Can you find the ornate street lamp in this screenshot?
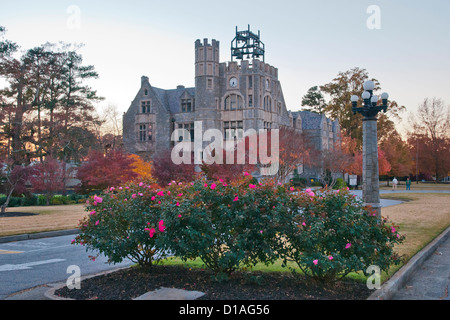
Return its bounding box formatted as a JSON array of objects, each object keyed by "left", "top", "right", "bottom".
[{"left": 351, "top": 80, "right": 389, "bottom": 219}]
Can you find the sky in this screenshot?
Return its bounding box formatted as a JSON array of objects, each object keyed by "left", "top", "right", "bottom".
[{"left": 1, "top": 0, "right": 449, "bottom": 137}]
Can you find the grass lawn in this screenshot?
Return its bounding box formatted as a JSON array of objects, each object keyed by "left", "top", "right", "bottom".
[{"left": 0, "top": 204, "right": 87, "bottom": 237}]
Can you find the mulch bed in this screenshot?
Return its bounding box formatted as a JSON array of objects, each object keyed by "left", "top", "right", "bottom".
[{"left": 54, "top": 264, "right": 372, "bottom": 300}]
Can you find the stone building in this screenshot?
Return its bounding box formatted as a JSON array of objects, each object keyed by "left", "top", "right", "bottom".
[{"left": 123, "top": 28, "right": 340, "bottom": 180}]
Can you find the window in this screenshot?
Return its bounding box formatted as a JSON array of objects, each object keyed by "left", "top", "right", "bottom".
[
  {"left": 248, "top": 95, "right": 253, "bottom": 107},
  {"left": 141, "top": 101, "right": 151, "bottom": 113},
  {"left": 139, "top": 124, "right": 146, "bottom": 141},
  {"left": 223, "top": 121, "right": 243, "bottom": 140},
  {"left": 138, "top": 124, "right": 153, "bottom": 141},
  {"left": 147, "top": 124, "right": 153, "bottom": 141},
  {"left": 181, "top": 99, "right": 194, "bottom": 113},
  {"left": 224, "top": 94, "right": 244, "bottom": 110},
  {"left": 263, "top": 96, "right": 272, "bottom": 112},
  {"left": 144, "top": 89, "right": 148, "bottom": 96},
  {"left": 264, "top": 122, "right": 272, "bottom": 130},
  {"left": 207, "top": 78, "right": 213, "bottom": 89},
  {"left": 177, "top": 123, "right": 194, "bottom": 141},
  {"left": 248, "top": 76, "right": 253, "bottom": 89}
]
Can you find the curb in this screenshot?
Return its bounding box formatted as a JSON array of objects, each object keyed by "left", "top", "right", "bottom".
[
  {"left": 367, "top": 226, "right": 450, "bottom": 300},
  {"left": 0, "top": 229, "right": 79, "bottom": 244}
]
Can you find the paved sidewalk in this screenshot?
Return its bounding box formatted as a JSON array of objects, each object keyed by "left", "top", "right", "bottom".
[{"left": 391, "top": 233, "right": 450, "bottom": 300}]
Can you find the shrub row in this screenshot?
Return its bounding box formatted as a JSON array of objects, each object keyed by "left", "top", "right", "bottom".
[
  {"left": 74, "top": 175, "right": 404, "bottom": 283},
  {"left": 0, "top": 193, "right": 87, "bottom": 207}
]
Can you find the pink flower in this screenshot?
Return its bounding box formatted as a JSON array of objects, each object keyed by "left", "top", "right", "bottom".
[
  {"left": 93, "top": 201, "right": 97, "bottom": 206},
  {"left": 158, "top": 220, "right": 165, "bottom": 232},
  {"left": 71, "top": 239, "right": 75, "bottom": 244},
  {"left": 391, "top": 227, "right": 396, "bottom": 233},
  {"left": 305, "top": 188, "right": 311, "bottom": 193},
  {"left": 302, "top": 222, "right": 306, "bottom": 227},
  {"left": 139, "top": 182, "right": 144, "bottom": 187},
  {"left": 119, "top": 187, "right": 123, "bottom": 190},
  {"left": 95, "top": 220, "right": 99, "bottom": 226},
  {"left": 259, "top": 230, "right": 263, "bottom": 234},
  {"left": 132, "top": 194, "right": 137, "bottom": 199},
  {"left": 308, "top": 192, "right": 315, "bottom": 197},
  {"left": 178, "top": 214, "right": 182, "bottom": 218},
  {"left": 151, "top": 196, "right": 156, "bottom": 201},
  {"left": 177, "top": 193, "right": 183, "bottom": 197},
  {"left": 328, "top": 256, "right": 333, "bottom": 261},
  {"left": 157, "top": 201, "right": 161, "bottom": 204},
  {"left": 176, "top": 202, "right": 180, "bottom": 207},
  {"left": 94, "top": 196, "right": 103, "bottom": 204},
  {"left": 219, "top": 179, "right": 224, "bottom": 183},
  {"left": 244, "top": 172, "right": 249, "bottom": 176},
  {"left": 110, "top": 187, "right": 115, "bottom": 191},
  {"left": 211, "top": 183, "right": 217, "bottom": 190},
  {"left": 149, "top": 228, "right": 155, "bottom": 238},
  {"left": 233, "top": 196, "right": 239, "bottom": 202},
  {"left": 223, "top": 183, "right": 228, "bottom": 187},
  {"left": 345, "top": 243, "right": 352, "bottom": 249},
  {"left": 249, "top": 184, "right": 256, "bottom": 189},
  {"left": 313, "top": 259, "right": 318, "bottom": 265},
  {"left": 157, "top": 191, "right": 164, "bottom": 196},
  {"left": 90, "top": 210, "right": 96, "bottom": 215},
  {"left": 204, "top": 183, "right": 208, "bottom": 187}
]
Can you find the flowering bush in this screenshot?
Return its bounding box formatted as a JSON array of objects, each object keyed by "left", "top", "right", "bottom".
[
  {"left": 158, "top": 176, "right": 284, "bottom": 277},
  {"left": 73, "top": 181, "right": 167, "bottom": 266},
  {"left": 279, "top": 187, "right": 405, "bottom": 282},
  {"left": 72, "top": 172, "right": 405, "bottom": 285}
]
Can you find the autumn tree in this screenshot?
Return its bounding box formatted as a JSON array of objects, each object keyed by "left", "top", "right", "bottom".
[
  {"left": 407, "top": 98, "right": 450, "bottom": 182},
  {"left": 129, "top": 153, "right": 154, "bottom": 183},
  {"left": 320, "top": 67, "right": 405, "bottom": 149},
  {"left": 151, "top": 149, "right": 197, "bottom": 187},
  {"left": 0, "top": 160, "right": 34, "bottom": 214},
  {"left": 30, "top": 156, "right": 65, "bottom": 205},
  {"left": 75, "top": 150, "right": 138, "bottom": 194},
  {"left": 380, "top": 131, "right": 413, "bottom": 182}
]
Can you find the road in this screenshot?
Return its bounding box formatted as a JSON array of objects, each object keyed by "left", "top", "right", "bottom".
[{"left": 0, "top": 234, "right": 132, "bottom": 299}]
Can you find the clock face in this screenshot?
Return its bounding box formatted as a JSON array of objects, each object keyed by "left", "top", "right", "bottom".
[{"left": 229, "top": 77, "right": 238, "bottom": 88}]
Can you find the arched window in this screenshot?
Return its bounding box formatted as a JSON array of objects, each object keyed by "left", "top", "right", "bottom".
[
  {"left": 224, "top": 94, "right": 244, "bottom": 110},
  {"left": 263, "top": 95, "right": 272, "bottom": 112}
]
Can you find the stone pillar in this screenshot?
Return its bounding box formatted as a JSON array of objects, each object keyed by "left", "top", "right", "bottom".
[{"left": 362, "top": 118, "right": 381, "bottom": 218}]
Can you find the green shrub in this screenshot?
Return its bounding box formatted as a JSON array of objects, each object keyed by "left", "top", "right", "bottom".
[
  {"left": 159, "top": 177, "right": 283, "bottom": 277},
  {"left": 279, "top": 187, "right": 404, "bottom": 282},
  {"left": 334, "top": 178, "right": 347, "bottom": 190},
  {"left": 73, "top": 182, "right": 167, "bottom": 267}
]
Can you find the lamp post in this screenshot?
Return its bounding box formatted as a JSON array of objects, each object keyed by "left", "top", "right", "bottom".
[{"left": 351, "top": 80, "right": 389, "bottom": 219}]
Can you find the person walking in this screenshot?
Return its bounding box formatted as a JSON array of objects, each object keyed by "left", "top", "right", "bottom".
[
  {"left": 406, "top": 177, "right": 411, "bottom": 190},
  {"left": 392, "top": 177, "right": 398, "bottom": 190}
]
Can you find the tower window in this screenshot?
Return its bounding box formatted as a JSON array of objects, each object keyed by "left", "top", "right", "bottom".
[
  {"left": 248, "top": 95, "right": 253, "bottom": 107},
  {"left": 223, "top": 121, "right": 243, "bottom": 140},
  {"left": 139, "top": 124, "right": 146, "bottom": 141},
  {"left": 263, "top": 96, "right": 272, "bottom": 112},
  {"left": 207, "top": 78, "right": 213, "bottom": 89},
  {"left": 224, "top": 94, "right": 243, "bottom": 110}
]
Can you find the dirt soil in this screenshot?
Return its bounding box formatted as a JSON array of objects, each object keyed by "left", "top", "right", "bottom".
[{"left": 54, "top": 264, "right": 372, "bottom": 300}]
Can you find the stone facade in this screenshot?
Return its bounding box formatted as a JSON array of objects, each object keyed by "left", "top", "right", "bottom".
[{"left": 123, "top": 36, "right": 341, "bottom": 179}]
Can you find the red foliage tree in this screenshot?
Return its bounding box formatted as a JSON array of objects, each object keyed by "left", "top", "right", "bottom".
[
  {"left": 151, "top": 149, "right": 197, "bottom": 187},
  {"left": 30, "top": 156, "right": 65, "bottom": 205},
  {"left": 75, "top": 150, "right": 138, "bottom": 194},
  {"left": 0, "top": 161, "right": 34, "bottom": 214}
]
